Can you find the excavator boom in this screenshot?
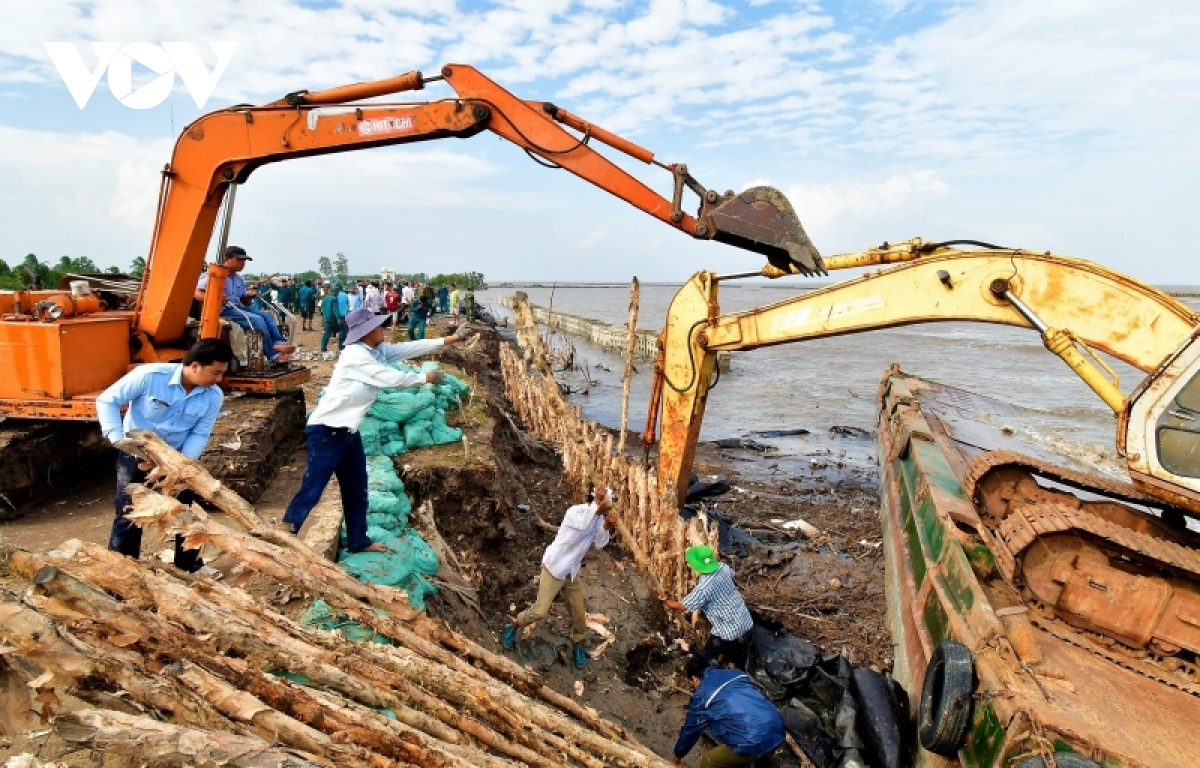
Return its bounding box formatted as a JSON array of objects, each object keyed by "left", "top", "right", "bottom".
[
  {"left": 647, "top": 240, "right": 1200, "bottom": 511},
  {"left": 139, "top": 64, "right": 821, "bottom": 345}
]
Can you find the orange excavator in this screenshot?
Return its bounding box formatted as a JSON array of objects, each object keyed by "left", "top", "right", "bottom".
[{"left": 0, "top": 64, "right": 822, "bottom": 421}]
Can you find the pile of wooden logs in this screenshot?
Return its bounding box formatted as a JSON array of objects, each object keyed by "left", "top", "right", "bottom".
[
  {"left": 0, "top": 431, "right": 669, "bottom": 768},
  {"left": 500, "top": 293, "right": 718, "bottom": 606}
]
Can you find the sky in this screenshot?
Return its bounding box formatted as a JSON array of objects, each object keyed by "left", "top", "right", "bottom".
[{"left": 0, "top": 0, "right": 1197, "bottom": 284}]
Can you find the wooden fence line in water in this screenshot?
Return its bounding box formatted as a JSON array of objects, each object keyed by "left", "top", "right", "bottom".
[{"left": 500, "top": 293, "right": 717, "bottom": 603}]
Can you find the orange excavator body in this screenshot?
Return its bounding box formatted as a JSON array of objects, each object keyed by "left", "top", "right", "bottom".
[{"left": 0, "top": 65, "right": 819, "bottom": 420}]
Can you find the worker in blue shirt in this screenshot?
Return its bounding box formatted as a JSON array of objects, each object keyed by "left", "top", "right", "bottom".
[
  {"left": 674, "top": 655, "right": 785, "bottom": 767},
  {"left": 194, "top": 245, "right": 295, "bottom": 363},
  {"left": 96, "top": 339, "right": 234, "bottom": 576}
]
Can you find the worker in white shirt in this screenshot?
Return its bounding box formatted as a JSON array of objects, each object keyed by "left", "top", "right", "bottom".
[
  {"left": 502, "top": 484, "right": 619, "bottom": 668},
  {"left": 281, "top": 307, "right": 474, "bottom": 552}
]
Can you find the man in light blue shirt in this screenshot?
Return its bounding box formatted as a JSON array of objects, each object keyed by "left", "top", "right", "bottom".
[
  {"left": 96, "top": 339, "right": 233, "bottom": 574},
  {"left": 502, "top": 484, "right": 619, "bottom": 667},
  {"left": 194, "top": 245, "right": 295, "bottom": 363},
  {"left": 347, "top": 282, "right": 364, "bottom": 312}
]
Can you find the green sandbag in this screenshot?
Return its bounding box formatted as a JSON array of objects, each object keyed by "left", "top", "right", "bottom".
[
  {"left": 300, "top": 599, "right": 391, "bottom": 644},
  {"left": 366, "top": 511, "right": 401, "bottom": 531},
  {"left": 381, "top": 439, "right": 407, "bottom": 457},
  {"left": 369, "top": 388, "right": 436, "bottom": 423},
  {"left": 404, "top": 420, "right": 434, "bottom": 449},
  {"left": 366, "top": 456, "right": 403, "bottom": 491},
  {"left": 364, "top": 524, "right": 402, "bottom": 544},
  {"left": 359, "top": 416, "right": 383, "bottom": 455},
  {"left": 430, "top": 410, "right": 462, "bottom": 446},
  {"left": 378, "top": 421, "right": 401, "bottom": 441},
  {"left": 338, "top": 529, "right": 439, "bottom": 610},
  {"left": 441, "top": 374, "right": 470, "bottom": 397},
  {"left": 368, "top": 488, "right": 409, "bottom": 514}
]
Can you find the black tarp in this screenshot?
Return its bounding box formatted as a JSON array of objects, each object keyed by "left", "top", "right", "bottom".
[{"left": 746, "top": 620, "right": 909, "bottom": 768}]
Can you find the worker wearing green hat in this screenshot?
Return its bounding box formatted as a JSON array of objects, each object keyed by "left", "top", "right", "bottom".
[{"left": 661, "top": 545, "right": 754, "bottom": 667}]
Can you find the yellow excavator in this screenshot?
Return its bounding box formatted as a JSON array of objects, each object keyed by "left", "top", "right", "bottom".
[{"left": 644, "top": 238, "right": 1200, "bottom": 768}]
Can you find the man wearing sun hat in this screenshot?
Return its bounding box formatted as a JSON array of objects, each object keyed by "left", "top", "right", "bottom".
[
  {"left": 661, "top": 545, "right": 754, "bottom": 668},
  {"left": 281, "top": 307, "right": 474, "bottom": 552}
]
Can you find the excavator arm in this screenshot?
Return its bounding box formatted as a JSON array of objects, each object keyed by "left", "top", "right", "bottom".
[
  {"left": 646, "top": 239, "right": 1200, "bottom": 509},
  {"left": 138, "top": 64, "right": 823, "bottom": 347}
]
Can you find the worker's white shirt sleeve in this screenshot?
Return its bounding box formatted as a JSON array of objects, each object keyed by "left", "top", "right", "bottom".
[
  {"left": 379, "top": 338, "right": 446, "bottom": 365},
  {"left": 542, "top": 503, "right": 610, "bottom": 581},
  {"left": 307, "top": 342, "right": 438, "bottom": 430}
]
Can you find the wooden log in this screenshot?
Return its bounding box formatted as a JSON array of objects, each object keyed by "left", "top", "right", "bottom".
[
  {"left": 618, "top": 277, "right": 640, "bottom": 455},
  {"left": 14, "top": 549, "right": 489, "bottom": 768},
  {"left": 1, "top": 594, "right": 242, "bottom": 736},
  {"left": 170, "top": 659, "right": 410, "bottom": 768},
  {"left": 126, "top": 487, "right": 634, "bottom": 745},
  {"left": 183, "top": 575, "right": 661, "bottom": 768},
  {"left": 14, "top": 545, "right": 466, "bottom": 748},
  {"left": 121, "top": 429, "right": 267, "bottom": 534},
  {"left": 55, "top": 709, "right": 330, "bottom": 767},
  {"left": 25, "top": 542, "right": 564, "bottom": 768}
]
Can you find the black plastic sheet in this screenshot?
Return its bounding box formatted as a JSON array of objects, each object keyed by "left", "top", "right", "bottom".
[{"left": 747, "top": 620, "right": 908, "bottom": 768}]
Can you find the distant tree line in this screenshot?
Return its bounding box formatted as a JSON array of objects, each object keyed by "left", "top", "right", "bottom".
[
  {"left": 0, "top": 253, "right": 140, "bottom": 290},
  {"left": 431, "top": 272, "right": 485, "bottom": 288}
]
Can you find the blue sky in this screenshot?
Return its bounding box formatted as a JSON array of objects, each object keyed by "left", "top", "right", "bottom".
[{"left": 1, "top": 0, "right": 1197, "bottom": 284}]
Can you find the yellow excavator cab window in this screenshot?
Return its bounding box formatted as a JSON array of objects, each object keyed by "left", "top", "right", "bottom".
[{"left": 1157, "top": 369, "right": 1200, "bottom": 478}]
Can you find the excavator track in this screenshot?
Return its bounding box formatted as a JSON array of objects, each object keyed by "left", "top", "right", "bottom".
[
  {"left": 995, "top": 499, "right": 1200, "bottom": 581},
  {"left": 963, "top": 450, "right": 1200, "bottom": 697},
  {"left": 1029, "top": 608, "right": 1200, "bottom": 699},
  {"left": 963, "top": 449, "right": 1160, "bottom": 510}
]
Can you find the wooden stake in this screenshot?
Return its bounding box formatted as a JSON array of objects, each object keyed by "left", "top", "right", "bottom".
[{"left": 618, "top": 277, "right": 640, "bottom": 455}]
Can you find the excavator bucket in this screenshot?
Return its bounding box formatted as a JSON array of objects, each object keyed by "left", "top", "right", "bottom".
[{"left": 708, "top": 186, "right": 826, "bottom": 276}]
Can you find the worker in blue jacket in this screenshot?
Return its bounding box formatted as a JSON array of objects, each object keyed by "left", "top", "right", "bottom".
[{"left": 674, "top": 655, "right": 785, "bottom": 767}]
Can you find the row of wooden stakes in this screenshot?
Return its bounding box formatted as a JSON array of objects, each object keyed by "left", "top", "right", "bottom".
[
  {"left": 500, "top": 293, "right": 718, "bottom": 610},
  {"left": 0, "top": 430, "right": 670, "bottom": 768}
]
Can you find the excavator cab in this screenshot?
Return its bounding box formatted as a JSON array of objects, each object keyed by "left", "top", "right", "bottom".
[{"left": 1124, "top": 332, "right": 1200, "bottom": 510}]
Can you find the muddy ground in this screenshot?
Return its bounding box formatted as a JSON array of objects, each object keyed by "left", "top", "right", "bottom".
[{"left": 0, "top": 317, "right": 889, "bottom": 766}]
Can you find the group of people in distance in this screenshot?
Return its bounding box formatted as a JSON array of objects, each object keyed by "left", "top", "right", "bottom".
[
  {"left": 503, "top": 486, "right": 785, "bottom": 767},
  {"left": 193, "top": 246, "right": 479, "bottom": 355}
]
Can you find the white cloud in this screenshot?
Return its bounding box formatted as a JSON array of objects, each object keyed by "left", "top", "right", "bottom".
[
  {"left": 579, "top": 229, "right": 606, "bottom": 247},
  {"left": 784, "top": 170, "right": 951, "bottom": 248}
]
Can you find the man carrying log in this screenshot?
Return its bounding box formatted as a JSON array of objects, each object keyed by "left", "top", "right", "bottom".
[
  {"left": 282, "top": 307, "right": 474, "bottom": 552},
  {"left": 673, "top": 654, "right": 785, "bottom": 767},
  {"left": 502, "top": 484, "right": 619, "bottom": 668},
  {"left": 97, "top": 339, "right": 234, "bottom": 576},
  {"left": 660, "top": 545, "right": 754, "bottom": 668}
]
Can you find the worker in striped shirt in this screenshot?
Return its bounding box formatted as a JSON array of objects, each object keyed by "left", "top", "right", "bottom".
[{"left": 661, "top": 545, "right": 754, "bottom": 668}]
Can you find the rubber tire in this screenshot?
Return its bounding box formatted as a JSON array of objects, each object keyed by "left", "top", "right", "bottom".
[
  {"left": 1015, "top": 755, "right": 1102, "bottom": 768},
  {"left": 227, "top": 354, "right": 241, "bottom": 375},
  {"left": 918, "top": 639, "right": 974, "bottom": 756}
]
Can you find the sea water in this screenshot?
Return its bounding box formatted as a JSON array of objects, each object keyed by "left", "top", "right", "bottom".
[{"left": 488, "top": 284, "right": 1200, "bottom": 484}]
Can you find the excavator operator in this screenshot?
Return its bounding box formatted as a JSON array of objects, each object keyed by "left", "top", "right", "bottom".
[{"left": 193, "top": 245, "right": 297, "bottom": 364}]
